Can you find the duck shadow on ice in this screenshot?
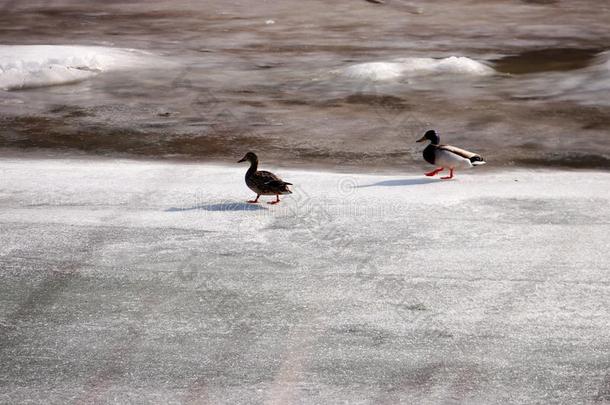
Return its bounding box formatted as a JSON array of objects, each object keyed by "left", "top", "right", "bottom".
[
  {"left": 165, "top": 202, "right": 268, "bottom": 212},
  {"left": 357, "top": 177, "right": 440, "bottom": 188}
]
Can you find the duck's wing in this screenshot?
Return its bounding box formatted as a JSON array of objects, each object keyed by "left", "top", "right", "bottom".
[
  {"left": 256, "top": 170, "right": 282, "bottom": 183},
  {"left": 438, "top": 144, "right": 484, "bottom": 162},
  {"left": 265, "top": 179, "right": 293, "bottom": 187},
  {"left": 254, "top": 171, "right": 292, "bottom": 193}
]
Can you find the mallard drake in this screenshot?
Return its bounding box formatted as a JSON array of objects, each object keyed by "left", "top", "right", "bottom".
[
  {"left": 238, "top": 152, "right": 292, "bottom": 204},
  {"left": 416, "top": 130, "right": 486, "bottom": 179}
]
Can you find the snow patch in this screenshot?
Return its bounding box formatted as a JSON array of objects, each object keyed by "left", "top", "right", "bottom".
[
  {"left": 0, "top": 45, "right": 152, "bottom": 90},
  {"left": 338, "top": 56, "right": 495, "bottom": 81}
]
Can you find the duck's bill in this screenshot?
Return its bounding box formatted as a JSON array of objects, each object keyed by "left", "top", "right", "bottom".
[
  {"left": 237, "top": 158, "right": 246, "bottom": 162},
  {"left": 416, "top": 135, "right": 427, "bottom": 142}
]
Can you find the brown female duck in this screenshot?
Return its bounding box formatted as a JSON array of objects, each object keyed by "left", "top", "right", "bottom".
[{"left": 238, "top": 152, "right": 292, "bottom": 204}]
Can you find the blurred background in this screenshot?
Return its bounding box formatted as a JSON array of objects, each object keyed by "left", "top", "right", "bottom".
[{"left": 1, "top": 0, "right": 609, "bottom": 172}]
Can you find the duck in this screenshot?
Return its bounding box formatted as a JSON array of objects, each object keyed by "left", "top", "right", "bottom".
[
  {"left": 416, "top": 129, "right": 486, "bottom": 179},
  {"left": 238, "top": 152, "right": 292, "bottom": 204}
]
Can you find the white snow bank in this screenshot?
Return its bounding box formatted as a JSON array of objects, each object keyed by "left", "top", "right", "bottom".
[
  {"left": 338, "top": 56, "right": 494, "bottom": 81},
  {"left": 0, "top": 45, "right": 152, "bottom": 90}
]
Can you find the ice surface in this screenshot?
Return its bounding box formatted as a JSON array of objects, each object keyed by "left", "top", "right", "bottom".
[
  {"left": 338, "top": 56, "right": 495, "bottom": 81},
  {"left": 558, "top": 51, "right": 610, "bottom": 105},
  {"left": 503, "top": 50, "right": 610, "bottom": 106},
  {"left": 0, "top": 45, "right": 151, "bottom": 90},
  {"left": 0, "top": 157, "right": 609, "bottom": 404}
]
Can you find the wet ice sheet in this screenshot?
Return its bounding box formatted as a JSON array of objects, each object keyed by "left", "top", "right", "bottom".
[
  {"left": 0, "top": 0, "right": 609, "bottom": 169},
  {"left": 0, "top": 157, "right": 609, "bottom": 404}
]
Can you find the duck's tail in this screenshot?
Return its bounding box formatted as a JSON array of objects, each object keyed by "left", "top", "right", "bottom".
[
  {"left": 470, "top": 156, "right": 486, "bottom": 166},
  {"left": 265, "top": 180, "right": 293, "bottom": 194}
]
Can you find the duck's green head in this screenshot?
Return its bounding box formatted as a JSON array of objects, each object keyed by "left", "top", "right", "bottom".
[
  {"left": 238, "top": 151, "right": 258, "bottom": 163},
  {"left": 416, "top": 130, "right": 440, "bottom": 145}
]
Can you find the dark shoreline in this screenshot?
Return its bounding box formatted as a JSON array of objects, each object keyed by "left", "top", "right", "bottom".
[{"left": 3, "top": 65, "right": 610, "bottom": 175}]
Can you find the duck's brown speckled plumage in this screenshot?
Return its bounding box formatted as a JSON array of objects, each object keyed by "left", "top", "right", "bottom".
[{"left": 238, "top": 152, "right": 292, "bottom": 204}]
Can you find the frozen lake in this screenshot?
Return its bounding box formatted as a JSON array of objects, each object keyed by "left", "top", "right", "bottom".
[
  {"left": 0, "top": 157, "right": 608, "bottom": 404},
  {"left": 1, "top": 0, "right": 609, "bottom": 170}
]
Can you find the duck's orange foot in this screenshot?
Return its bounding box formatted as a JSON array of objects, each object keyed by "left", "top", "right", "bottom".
[
  {"left": 247, "top": 200, "right": 259, "bottom": 203},
  {"left": 267, "top": 200, "right": 280, "bottom": 205},
  {"left": 425, "top": 168, "right": 444, "bottom": 177},
  {"left": 441, "top": 169, "right": 454, "bottom": 180}
]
